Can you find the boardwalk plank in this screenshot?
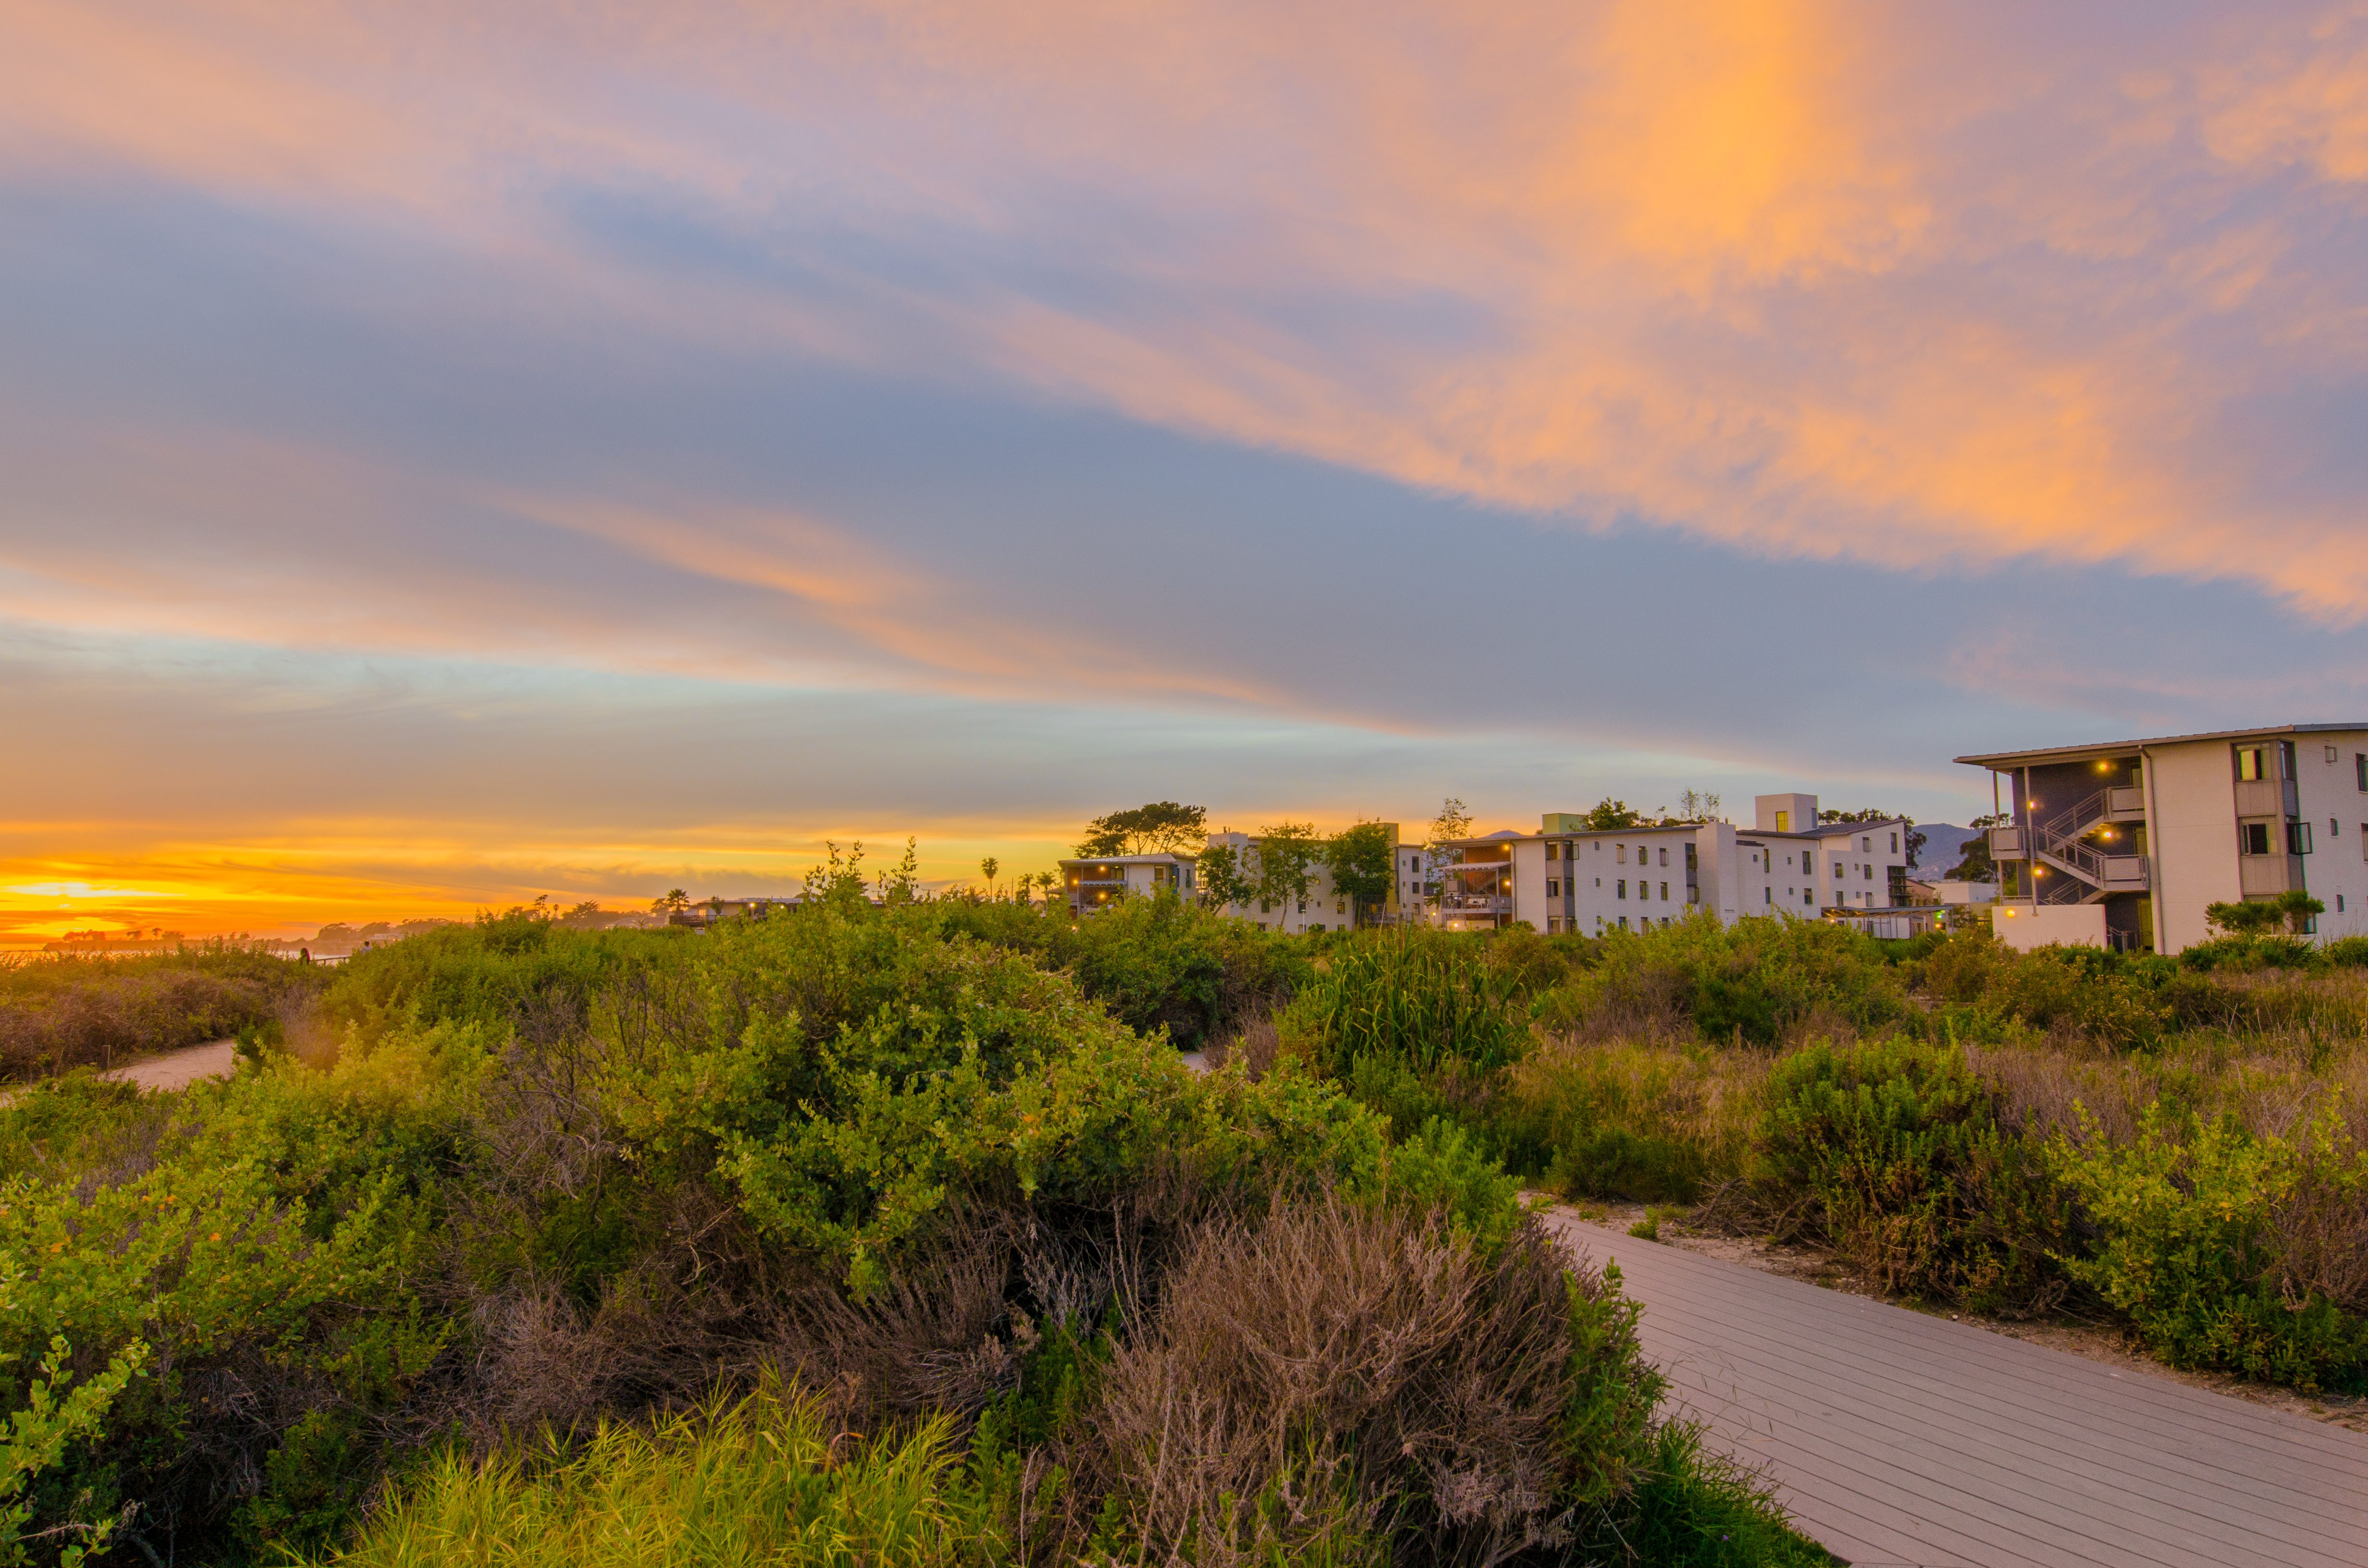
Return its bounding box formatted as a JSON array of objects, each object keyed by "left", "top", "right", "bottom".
[
  {"left": 1631, "top": 1289, "right": 2368, "bottom": 1544},
  {"left": 1547, "top": 1214, "right": 2368, "bottom": 1568}
]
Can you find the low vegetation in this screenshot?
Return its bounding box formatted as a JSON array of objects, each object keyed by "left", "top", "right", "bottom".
[
  {"left": 0, "top": 901, "right": 1821, "bottom": 1567},
  {"left": 1271, "top": 914, "right": 2368, "bottom": 1395},
  {"left": 21, "top": 880, "right": 2356, "bottom": 1567}
]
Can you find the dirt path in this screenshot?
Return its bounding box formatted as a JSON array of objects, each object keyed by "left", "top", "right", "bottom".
[
  {"left": 0, "top": 1040, "right": 238, "bottom": 1105},
  {"left": 104, "top": 1039, "right": 237, "bottom": 1092}
]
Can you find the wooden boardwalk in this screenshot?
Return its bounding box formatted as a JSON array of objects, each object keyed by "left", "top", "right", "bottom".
[{"left": 1546, "top": 1214, "right": 2368, "bottom": 1568}]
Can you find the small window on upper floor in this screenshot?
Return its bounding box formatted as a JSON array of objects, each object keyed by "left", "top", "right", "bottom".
[
  {"left": 2356, "top": 754, "right": 2367, "bottom": 792},
  {"left": 1774, "top": 810, "right": 1790, "bottom": 831},
  {"left": 2238, "top": 746, "right": 2265, "bottom": 782},
  {"left": 2241, "top": 822, "right": 2272, "bottom": 856},
  {"left": 1658, "top": 846, "right": 1669, "bottom": 867},
  {"left": 1616, "top": 844, "right": 1628, "bottom": 864},
  {"left": 1861, "top": 835, "right": 1872, "bottom": 853},
  {"left": 1890, "top": 832, "right": 1899, "bottom": 854}
]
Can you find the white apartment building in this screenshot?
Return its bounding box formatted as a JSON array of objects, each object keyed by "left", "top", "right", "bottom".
[
  {"left": 1437, "top": 794, "right": 1913, "bottom": 934},
  {"left": 1202, "top": 825, "right": 1405, "bottom": 933},
  {"left": 1959, "top": 723, "right": 2368, "bottom": 954},
  {"left": 1059, "top": 853, "right": 1196, "bottom": 916}
]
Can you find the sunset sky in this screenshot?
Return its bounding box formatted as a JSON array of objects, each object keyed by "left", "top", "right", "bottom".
[{"left": 6, "top": 0, "right": 2368, "bottom": 940}]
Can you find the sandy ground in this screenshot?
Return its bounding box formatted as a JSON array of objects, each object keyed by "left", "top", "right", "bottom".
[
  {"left": 1, "top": 1039, "right": 238, "bottom": 1105},
  {"left": 1557, "top": 1196, "right": 2368, "bottom": 1435},
  {"left": 105, "top": 1039, "right": 237, "bottom": 1092}
]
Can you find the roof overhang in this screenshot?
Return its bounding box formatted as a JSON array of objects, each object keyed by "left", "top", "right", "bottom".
[{"left": 1955, "top": 723, "right": 2368, "bottom": 771}]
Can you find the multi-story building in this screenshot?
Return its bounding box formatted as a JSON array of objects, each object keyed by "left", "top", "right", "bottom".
[
  {"left": 1436, "top": 795, "right": 1913, "bottom": 933},
  {"left": 1956, "top": 723, "right": 2368, "bottom": 954},
  {"left": 1059, "top": 853, "right": 1197, "bottom": 916},
  {"left": 1201, "top": 826, "right": 1405, "bottom": 933}
]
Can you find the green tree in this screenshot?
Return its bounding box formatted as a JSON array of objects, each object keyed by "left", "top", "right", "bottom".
[
  {"left": 1325, "top": 821, "right": 1396, "bottom": 925},
  {"left": 2276, "top": 889, "right": 2326, "bottom": 935},
  {"left": 1419, "top": 797, "right": 1473, "bottom": 908},
  {"left": 651, "top": 889, "right": 691, "bottom": 915},
  {"left": 1254, "top": 821, "right": 1322, "bottom": 919},
  {"left": 2205, "top": 898, "right": 2283, "bottom": 936},
  {"left": 1197, "top": 842, "right": 1253, "bottom": 911},
  {"left": 1946, "top": 814, "right": 2006, "bottom": 882},
  {"left": 979, "top": 856, "right": 999, "bottom": 895},
  {"left": 1582, "top": 797, "right": 1641, "bottom": 830},
  {"left": 1075, "top": 801, "right": 1208, "bottom": 857}
]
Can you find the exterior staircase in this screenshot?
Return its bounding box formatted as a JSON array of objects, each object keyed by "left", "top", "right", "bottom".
[{"left": 1993, "top": 788, "right": 2151, "bottom": 905}]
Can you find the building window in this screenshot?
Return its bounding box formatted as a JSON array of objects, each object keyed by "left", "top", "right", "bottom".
[
  {"left": 1774, "top": 810, "right": 1790, "bottom": 831},
  {"left": 2238, "top": 746, "right": 2265, "bottom": 782},
  {"left": 2241, "top": 823, "right": 2271, "bottom": 856},
  {"left": 1659, "top": 882, "right": 1669, "bottom": 901},
  {"left": 1548, "top": 917, "right": 1561, "bottom": 933},
  {"left": 1764, "top": 887, "right": 1773, "bottom": 905},
  {"left": 1803, "top": 889, "right": 1813, "bottom": 906},
  {"left": 1617, "top": 880, "right": 1627, "bottom": 899},
  {"left": 1546, "top": 879, "right": 1560, "bottom": 897},
  {"left": 1658, "top": 847, "right": 1669, "bottom": 867},
  {"left": 2357, "top": 755, "right": 2367, "bottom": 791},
  {"left": 1861, "top": 835, "right": 1872, "bottom": 853},
  {"left": 1546, "top": 842, "right": 1559, "bottom": 860},
  {"left": 1890, "top": 832, "right": 1899, "bottom": 853},
  {"left": 1863, "top": 864, "right": 1873, "bottom": 880},
  {"left": 2340, "top": 895, "right": 2348, "bottom": 914},
  {"left": 1831, "top": 858, "right": 1843, "bottom": 878},
  {"left": 2289, "top": 821, "right": 2315, "bottom": 855},
  {"left": 1616, "top": 844, "right": 1628, "bottom": 864}
]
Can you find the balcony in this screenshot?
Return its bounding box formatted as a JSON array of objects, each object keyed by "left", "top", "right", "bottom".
[
  {"left": 1988, "top": 825, "right": 2025, "bottom": 859},
  {"left": 2105, "top": 785, "right": 2146, "bottom": 820},
  {"left": 2099, "top": 856, "right": 2151, "bottom": 892},
  {"left": 2235, "top": 778, "right": 2299, "bottom": 818},
  {"left": 2239, "top": 854, "right": 2306, "bottom": 897},
  {"left": 1439, "top": 893, "right": 1513, "bottom": 915}
]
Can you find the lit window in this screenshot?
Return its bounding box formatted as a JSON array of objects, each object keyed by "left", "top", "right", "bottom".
[{"left": 2239, "top": 747, "right": 2265, "bottom": 782}]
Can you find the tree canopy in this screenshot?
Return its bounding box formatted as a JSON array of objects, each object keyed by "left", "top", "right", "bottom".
[
  {"left": 1325, "top": 821, "right": 1396, "bottom": 915},
  {"left": 1076, "top": 801, "right": 1208, "bottom": 857}
]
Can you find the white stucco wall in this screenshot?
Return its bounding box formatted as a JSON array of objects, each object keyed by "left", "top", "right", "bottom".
[
  {"left": 1995, "top": 903, "right": 2106, "bottom": 951},
  {"left": 2146, "top": 742, "right": 2244, "bottom": 954}
]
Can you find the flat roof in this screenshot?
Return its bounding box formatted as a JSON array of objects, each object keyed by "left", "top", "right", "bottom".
[
  {"left": 1955, "top": 723, "right": 2368, "bottom": 770},
  {"left": 1441, "top": 816, "right": 1903, "bottom": 849},
  {"left": 1056, "top": 851, "right": 1197, "bottom": 864}
]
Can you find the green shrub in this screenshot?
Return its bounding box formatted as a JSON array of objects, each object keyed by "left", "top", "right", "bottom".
[
  {"left": 2321, "top": 936, "right": 2368, "bottom": 968},
  {"left": 938, "top": 890, "right": 1307, "bottom": 1048},
  {"left": 1751, "top": 1040, "right": 2067, "bottom": 1313},
  {"left": 1577, "top": 1421, "right": 1837, "bottom": 1567},
  {"left": 1499, "top": 1041, "right": 1749, "bottom": 1203},
  {"left": 0, "top": 943, "right": 324, "bottom": 1080},
  {"left": 1279, "top": 928, "right": 1525, "bottom": 1088},
  {"left": 1537, "top": 913, "right": 1912, "bottom": 1046},
  {"left": 1921, "top": 934, "right": 2175, "bottom": 1049},
  {"left": 2047, "top": 1104, "right": 2368, "bottom": 1391},
  {"left": 319, "top": 1382, "right": 976, "bottom": 1568}
]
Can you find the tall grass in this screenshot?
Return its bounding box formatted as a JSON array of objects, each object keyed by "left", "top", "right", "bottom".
[{"left": 324, "top": 1385, "right": 980, "bottom": 1568}]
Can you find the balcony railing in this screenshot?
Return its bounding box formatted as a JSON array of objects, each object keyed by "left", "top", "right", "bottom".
[{"left": 1440, "top": 893, "right": 1513, "bottom": 914}]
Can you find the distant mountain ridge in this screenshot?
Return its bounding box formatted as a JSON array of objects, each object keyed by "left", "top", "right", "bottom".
[{"left": 1915, "top": 823, "right": 1979, "bottom": 874}]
